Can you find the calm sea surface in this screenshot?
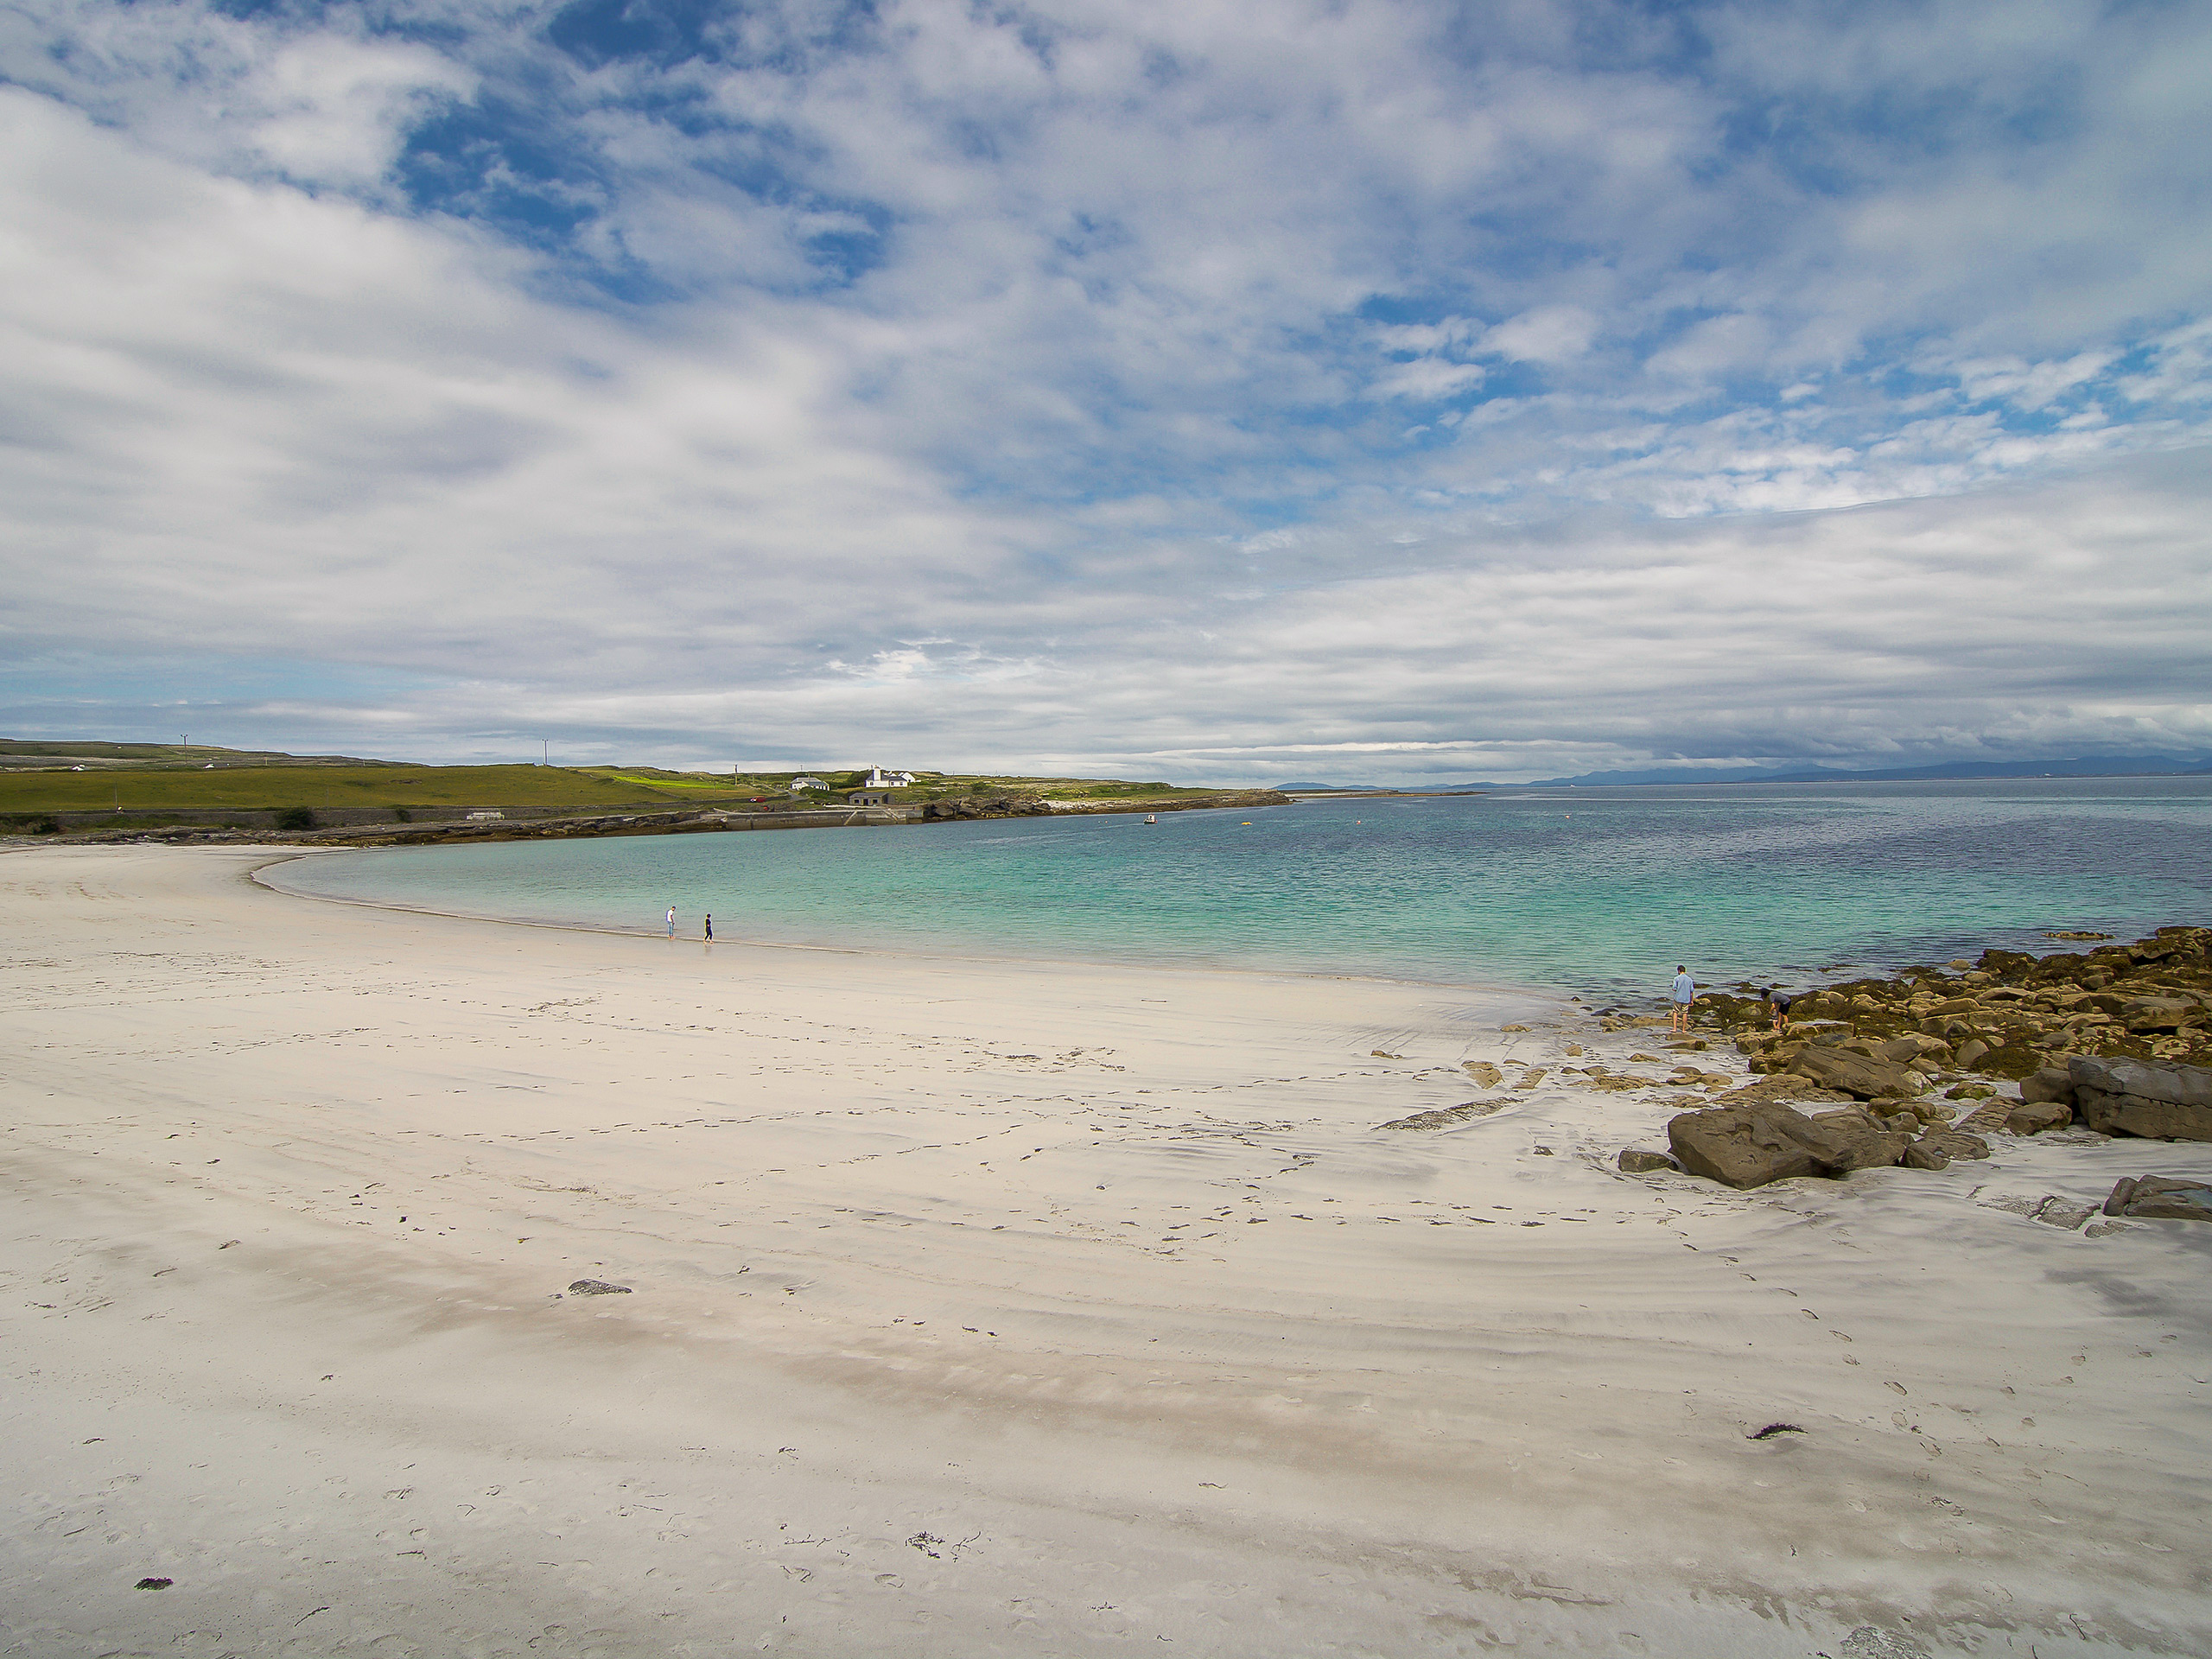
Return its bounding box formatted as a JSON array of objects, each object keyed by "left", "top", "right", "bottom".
[{"left": 267, "top": 779, "right": 2212, "bottom": 1000}]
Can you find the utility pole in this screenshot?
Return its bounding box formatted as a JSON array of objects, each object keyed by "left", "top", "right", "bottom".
[{"left": 543, "top": 738, "right": 550, "bottom": 766}]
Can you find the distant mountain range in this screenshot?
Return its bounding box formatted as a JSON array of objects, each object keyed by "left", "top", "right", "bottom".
[
  {"left": 1493, "top": 755, "right": 2212, "bottom": 788},
  {"left": 1276, "top": 756, "right": 2212, "bottom": 791}
]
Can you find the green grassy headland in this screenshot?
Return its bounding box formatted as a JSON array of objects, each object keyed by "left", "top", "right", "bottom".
[{"left": 1, "top": 741, "right": 1233, "bottom": 818}]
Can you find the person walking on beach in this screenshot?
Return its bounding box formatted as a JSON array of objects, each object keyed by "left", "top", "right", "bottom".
[
  {"left": 1769, "top": 987, "right": 1793, "bottom": 1033},
  {"left": 703, "top": 913, "right": 713, "bottom": 942},
  {"left": 666, "top": 906, "right": 677, "bottom": 938},
  {"left": 1670, "top": 964, "right": 1697, "bottom": 1033}
]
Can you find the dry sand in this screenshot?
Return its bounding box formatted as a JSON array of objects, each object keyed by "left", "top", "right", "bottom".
[{"left": 3, "top": 842, "right": 2209, "bottom": 1658}]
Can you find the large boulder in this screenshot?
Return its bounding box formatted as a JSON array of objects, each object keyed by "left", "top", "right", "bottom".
[
  {"left": 1668, "top": 1103, "right": 1907, "bottom": 1189},
  {"left": 1669, "top": 1107, "right": 1820, "bottom": 1188},
  {"left": 2020, "top": 1065, "right": 2076, "bottom": 1107},
  {"left": 1787, "top": 1046, "right": 1918, "bottom": 1101},
  {"left": 2069, "top": 1057, "right": 2212, "bottom": 1141}
]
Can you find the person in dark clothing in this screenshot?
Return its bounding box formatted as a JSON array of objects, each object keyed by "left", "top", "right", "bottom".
[
  {"left": 703, "top": 913, "right": 713, "bottom": 942},
  {"left": 1769, "top": 988, "right": 1793, "bottom": 1033}
]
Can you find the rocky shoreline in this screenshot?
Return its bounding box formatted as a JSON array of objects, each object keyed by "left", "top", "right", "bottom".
[{"left": 1634, "top": 925, "right": 2212, "bottom": 1197}]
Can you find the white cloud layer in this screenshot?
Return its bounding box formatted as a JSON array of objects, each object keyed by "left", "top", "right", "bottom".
[{"left": 0, "top": 0, "right": 2207, "bottom": 779}]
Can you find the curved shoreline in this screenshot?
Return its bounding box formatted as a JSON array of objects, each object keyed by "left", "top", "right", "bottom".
[{"left": 249, "top": 846, "right": 1548, "bottom": 1000}]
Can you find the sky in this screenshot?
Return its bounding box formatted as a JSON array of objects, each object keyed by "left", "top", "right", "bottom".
[{"left": 2, "top": 0, "right": 2208, "bottom": 785}]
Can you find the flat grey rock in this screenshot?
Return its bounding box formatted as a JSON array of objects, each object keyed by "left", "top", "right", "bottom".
[{"left": 2070, "top": 1056, "right": 2212, "bottom": 1141}]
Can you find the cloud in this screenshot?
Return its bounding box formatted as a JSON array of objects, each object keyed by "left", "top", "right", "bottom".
[
  {"left": 1483, "top": 307, "right": 1595, "bottom": 365},
  {"left": 0, "top": 0, "right": 2208, "bottom": 779}
]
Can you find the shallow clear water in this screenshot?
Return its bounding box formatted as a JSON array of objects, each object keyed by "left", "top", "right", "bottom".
[{"left": 269, "top": 779, "right": 2212, "bottom": 998}]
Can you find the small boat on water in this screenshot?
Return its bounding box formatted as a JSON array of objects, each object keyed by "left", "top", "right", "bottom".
[{"left": 1143, "top": 814, "right": 1158, "bottom": 824}]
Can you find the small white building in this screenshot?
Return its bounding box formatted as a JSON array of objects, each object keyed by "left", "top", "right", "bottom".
[
  {"left": 789, "top": 775, "right": 827, "bottom": 791},
  {"left": 863, "top": 766, "right": 915, "bottom": 787},
  {"left": 466, "top": 810, "right": 505, "bottom": 822}
]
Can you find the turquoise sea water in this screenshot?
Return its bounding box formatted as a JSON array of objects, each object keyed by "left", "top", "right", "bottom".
[{"left": 267, "top": 779, "right": 2212, "bottom": 1000}]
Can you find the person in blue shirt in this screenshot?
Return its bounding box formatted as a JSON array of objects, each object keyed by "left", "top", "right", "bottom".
[{"left": 1670, "top": 965, "right": 1696, "bottom": 1034}]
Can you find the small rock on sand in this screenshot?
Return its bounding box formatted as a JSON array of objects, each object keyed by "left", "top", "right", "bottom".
[
  {"left": 568, "top": 1279, "right": 632, "bottom": 1296},
  {"left": 2005, "top": 1099, "right": 2071, "bottom": 1135}
]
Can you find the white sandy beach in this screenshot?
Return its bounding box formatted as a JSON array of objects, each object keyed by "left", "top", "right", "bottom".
[{"left": 3, "top": 842, "right": 2209, "bottom": 1658}]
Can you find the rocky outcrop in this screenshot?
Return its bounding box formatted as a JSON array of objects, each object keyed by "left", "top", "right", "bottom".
[
  {"left": 1715, "top": 927, "right": 2211, "bottom": 1084},
  {"left": 918, "top": 794, "right": 1051, "bottom": 820},
  {"left": 1667, "top": 1102, "right": 1910, "bottom": 1190},
  {"left": 2069, "top": 1056, "right": 2212, "bottom": 1141},
  {"left": 1617, "top": 1148, "right": 1678, "bottom": 1173},
  {"left": 1652, "top": 926, "right": 2211, "bottom": 1185},
  {"left": 2102, "top": 1175, "right": 2212, "bottom": 1221}
]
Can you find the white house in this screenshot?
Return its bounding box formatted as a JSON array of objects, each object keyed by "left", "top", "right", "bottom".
[
  {"left": 789, "top": 775, "right": 828, "bottom": 791},
  {"left": 863, "top": 766, "right": 916, "bottom": 787}
]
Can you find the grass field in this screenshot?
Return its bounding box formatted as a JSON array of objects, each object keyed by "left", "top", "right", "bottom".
[{"left": 0, "top": 765, "right": 688, "bottom": 815}]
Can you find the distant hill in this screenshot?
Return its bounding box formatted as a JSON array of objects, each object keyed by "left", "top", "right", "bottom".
[
  {"left": 0, "top": 738, "right": 401, "bottom": 769},
  {"left": 1507, "top": 755, "right": 2212, "bottom": 788}
]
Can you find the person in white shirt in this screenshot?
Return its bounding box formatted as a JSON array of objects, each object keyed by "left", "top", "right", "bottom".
[
  {"left": 666, "top": 906, "right": 677, "bottom": 938},
  {"left": 1669, "top": 965, "right": 1696, "bottom": 1033}
]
